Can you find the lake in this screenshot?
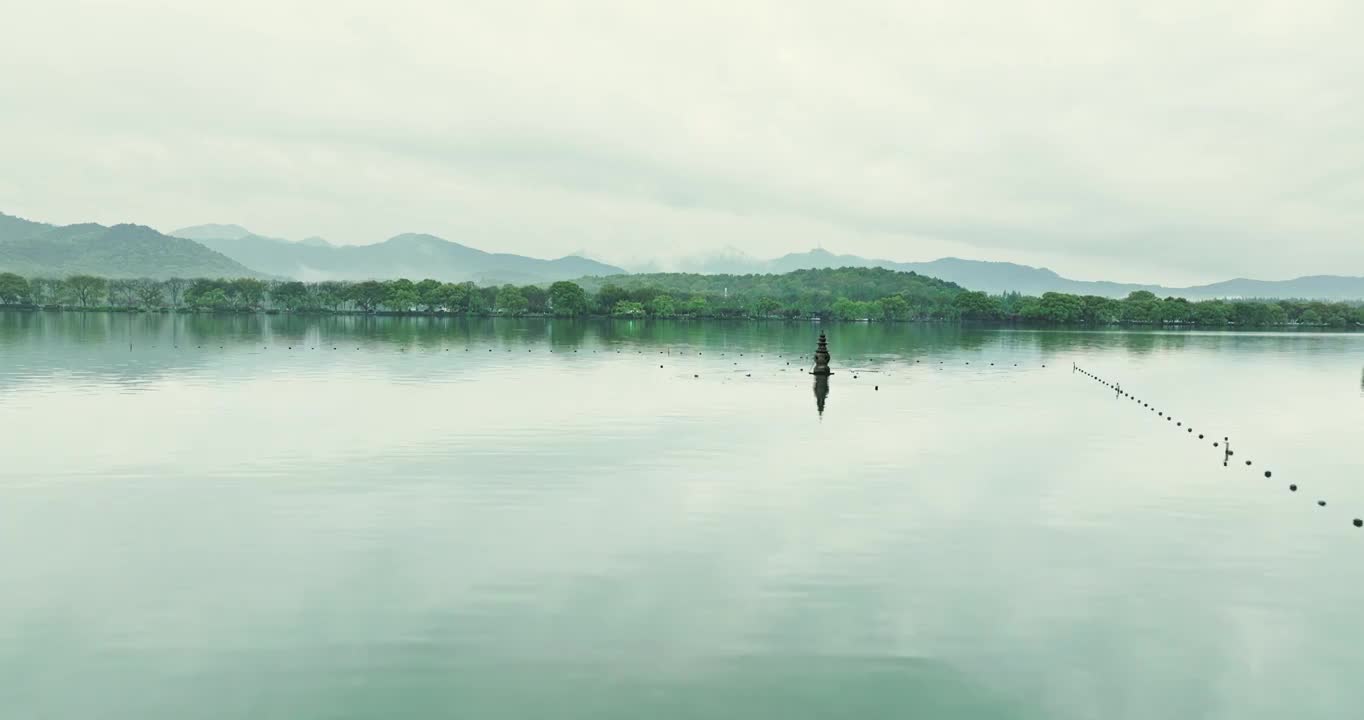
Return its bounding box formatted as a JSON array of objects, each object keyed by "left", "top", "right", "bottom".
[{"left": 2, "top": 311, "right": 1362, "bottom": 719}]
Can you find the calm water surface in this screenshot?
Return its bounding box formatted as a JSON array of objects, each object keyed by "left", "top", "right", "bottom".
[{"left": 2, "top": 312, "right": 1362, "bottom": 719}]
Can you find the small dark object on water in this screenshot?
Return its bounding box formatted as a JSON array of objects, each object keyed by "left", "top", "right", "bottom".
[
  {"left": 875, "top": 385, "right": 879, "bottom": 391},
  {"left": 1290, "top": 484, "right": 1298, "bottom": 492},
  {"left": 1318, "top": 501, "right": 1327, "bottom": 507},
  {"left": 1245, "top": 460, "right": 1252, "bottom": 466},
  {"left": 693, "top": 374, "right": 698, "bottom": 378},
  {"left": 1214, "top": 442, "right": 1219, "bottom": 447},
  {"left": 1264, "top": 471, "right": 1272, "bottom": 478},
  {"left": 1199, "top": 434, "right": 1205, "bottom": 439},
  {"left": 1354, "top": 519, "right": 1362, "bottom": 528}
]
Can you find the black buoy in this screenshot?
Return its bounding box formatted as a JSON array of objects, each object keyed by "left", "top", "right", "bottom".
[
  {"left": 1214, "top": 442, "right": 1219, "bottom": 447},
  {"left": 1264, "top": 471, "right": 1272, "bottom": 478},
  {"left": 1289, "top": 484, "right": 1297, "bottom": 492},
  {"left": 1245, "top": 460, "right": 1252, "bottom": 466},
  {"left": 1354, "top": 519, "right": 1362, "bottom": 528},
  {"left": 1199, "top": 434, "right": 1204, "bottom": 439},
  {"left": 1318, "top": 501, "right": 1327, "bottom": 507}
]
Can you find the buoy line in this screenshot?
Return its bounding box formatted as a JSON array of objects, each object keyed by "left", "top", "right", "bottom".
[{"left": 1073, "top": 363, "right": 1358, "bottom": 530}]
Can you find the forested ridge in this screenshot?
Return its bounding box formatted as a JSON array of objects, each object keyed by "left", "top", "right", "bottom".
[{"left": 0, "top": 268, "right": 1360, "bottom": 327}]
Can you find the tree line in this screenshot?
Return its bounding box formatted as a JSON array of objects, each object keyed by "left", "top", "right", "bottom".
[{"left": 0, "top": 270, "right": 1360, "bottom": 327}]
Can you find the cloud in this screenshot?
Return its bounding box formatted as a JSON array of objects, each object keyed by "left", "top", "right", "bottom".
[{"left": 2, "top": 0, "right": 1362, "bottom": 284}]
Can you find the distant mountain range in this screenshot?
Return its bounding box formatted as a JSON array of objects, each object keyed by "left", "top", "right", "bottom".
[
  {"left": 0, "top": 213, "right": 258, "bottom": 279},
  {"left": 4, "top": 210, "right": 1362, "bottom": 298},
  {"left": 172, "top": 224, "right": 624, "bottom": 284},
  {"left": 0, "top": 211, "right": 623, "bottom": 284},
  {"left": 679, "top": 248, "right": 1364, "bottom": 301}
]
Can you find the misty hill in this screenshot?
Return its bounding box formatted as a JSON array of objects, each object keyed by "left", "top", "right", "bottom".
[
  {"left": 174, "top": 225, "right": 625, "bottom": 284},
  {"left": 686, "top": 248, "right": 1364, "bottom": 300},
  {"left": 0, "top": 213, "right": 261, "bottom": 279}
]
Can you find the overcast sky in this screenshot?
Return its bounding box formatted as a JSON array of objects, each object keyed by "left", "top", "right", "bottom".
[{"left": 2, "top": 1, "right": 1362, "bottom": 284}]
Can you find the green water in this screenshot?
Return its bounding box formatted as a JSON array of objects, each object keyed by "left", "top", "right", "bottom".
[{"left": 2, "top": 312, "right": 1362, "bottom": 719}]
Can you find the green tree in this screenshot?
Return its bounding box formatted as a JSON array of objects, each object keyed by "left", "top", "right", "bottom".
[
  {"left": 594, "top": 283, "right": 631, "bottom": 314},
  {"left": 435, "top": 282, "right": 469, "bottom": 313},
  {"left": 648, "top": 294, "right": 676, "bottom": 317},
  {"left": 135, "top": 279, "right": 164, "bottom": 308},
  {"left": 272, "top": 281, "right": 310, "bottom": 312},
  {"left": 0, "top": 272, "right": 30, "bottom": 304},
  {"left": 193, "top": 288, "right": 231, "bottom": 310},
  {"left": 953, "top": 291, "right": 1003, "bottom": 320},
  {"left": 384, "top": 279, "right": 419, "bottom": 312},
  {"left": 681, "top": 295, "right": 708, "bottom": 317},
  {"left": 496, "top": 285, "right": 529, "bottom": 315},
  {"left": 878, "top": 294, "right": 909, "bottom": 320},
  {"left": 755, "top": 296, "right": 783, "bottom": 317},
  {"left": 612, "top": 300, "right": 646, "bottom": 317},
  {"left": 163, "top": 277, "right": 187, "bottom": 308},
  {"left": 107, "top": 279, "right": 138, "bottom": 307},
  {"left": 1191, "top": 300, "right": 1230, "bottom": 326},
  {"left": 29, "top": 277, "right": 63, "bottom": 306},
  {"left": 316, "top": 281, "right": 348, "bottom": 311},
  {"left": 415, "top": 279, "right": 444, "bottom": 311},
  {"left": 231, "top": 278, "right": 267, "bottom": 310},
  {"left": 349, "top": 281, "right": 386, "bottom": 312},
  {"left": 65, "top": 275, "right": 107, "bottom": 307},
  {"left": 549, "top": 281, "right": 589, "bottom": 316},
  {"left": 521, "top": 285, "right": 549, "bottom": 314},
  {"left": 832, "top": 297, "right": 868, "bottom": 320}
]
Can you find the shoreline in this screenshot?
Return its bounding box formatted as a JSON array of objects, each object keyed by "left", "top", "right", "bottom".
[{"left": 2, "top": 304, "right": 1361, "bottom": 331}]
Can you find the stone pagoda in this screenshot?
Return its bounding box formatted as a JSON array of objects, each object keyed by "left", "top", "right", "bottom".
[{"left": 811, "top": 332, "right": 833, "bottom": 375}]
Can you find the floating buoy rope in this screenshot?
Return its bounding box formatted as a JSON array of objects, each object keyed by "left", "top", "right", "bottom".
[{"left": 1073, "top": 363, "right": 1353, "bottom": 531}]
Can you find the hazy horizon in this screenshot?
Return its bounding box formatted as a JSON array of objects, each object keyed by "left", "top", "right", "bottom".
[{"left": 4, "top": 1, "right": 1363, "bottom": 286}]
